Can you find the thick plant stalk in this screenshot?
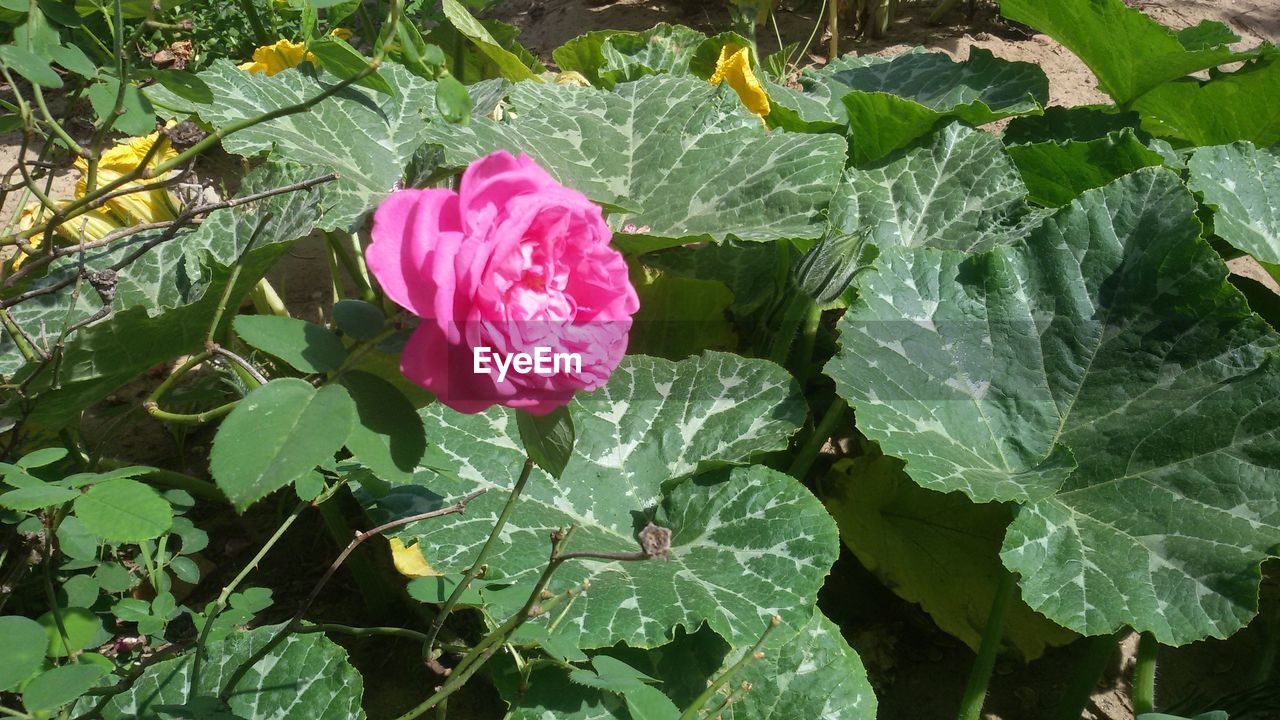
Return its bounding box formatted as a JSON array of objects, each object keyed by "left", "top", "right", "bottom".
[
  {"left": 1133, "top": 632, "right": 1158, "bottom": 714},
  {"left": 957, "top": 567, "right": 1018, "bottom": 720},
  {"left": 1053, "top": 633, "right": 1118, "bottom": 720}
]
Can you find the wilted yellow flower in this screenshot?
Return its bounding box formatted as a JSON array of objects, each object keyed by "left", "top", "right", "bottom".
[
  {"left": 330, "top": 27, "right": 353, "bottom": 41},
  {"left": 239, "top": 39, "right": 313, "bottom": 76},
  {"left": 75, "top": 166, "right": 178, "bottom": 225},
  {"left": 709, "top": 45, "right": 771, "bottom": 118},
  {"left": 94, "top": 131, "right": 178, "bottom": 172},
  {"left": 554, "top": 70, "right": 591, "bottom": 87},
  {"left": 74, "top": 132, "right": 179, "bottom": 225},
  {"left": 389, "top": 537, "right": 439, "bottom": 578},
  {"left": 9, "top": 203, "right": 120, "bottom": 270}
]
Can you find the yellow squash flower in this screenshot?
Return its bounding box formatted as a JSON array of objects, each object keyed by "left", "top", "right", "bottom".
[
  {"left": 74, "top": 132, "right": 179, "bottom": 226},
  {"left": 239, "top": 38, "right": 313, "bottom": 76},
  {"left": 389, "top": 537, "right": 439, "bottom": 578},
  {"left": 10, "top": 202, "right": 121, "bottom": 270},
  {"left": 709, "top": 44, "right": 771, "bottom": 118}
]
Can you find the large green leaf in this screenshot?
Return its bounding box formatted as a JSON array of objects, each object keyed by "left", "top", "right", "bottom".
[
  {"left": 642, "top": 240, "right": 783, "bottom": 316},
  {"left": 362, "top": 352, "right": 830, "bottom": 649},
  {"left": 552, "top": 24, "right": 709, "bottom": 89},
  {"left": 439, "top": 0, "right": 542, "bottom": 82},
  {"left": 1187, "top": 142, "right": 1279, "bottom": 264},
  {"left": 1005, "top": 128, "right": 1164, "bottom": 207},
  {"left": 146, "top": 61, "right": 436, "bottom": 230},
  {"left": 1131, "top": 55, "right": 1280, "bottom": 147},
  {"left": 210, "top": 379, "right": 356, "bottom": 511},
  {"left": 826, "top": 168, "right": 1280, "bottom": 644},
  {"left": 500, "top": 612, "right": 875, "bottom": 720},
  {"left": 628, "top": 268, "right": 737, "bottom": 359},
  {"left": 0, "top": 163, "right": 327, "bottom": 426},
  {"left": 830, "top": 123, "right": 1047, "bottom": 253},
  {"left": 422, "top": 75, "right": 846, "bottom": 248},
  {"left": 91, "top": 626, "right": 364, "bottom": 719},
  {"left": 999, "top": 0, "right": 1265, "bottom": 105},
  {"left": 821, "top": 451, "right": 1076, "bottom": 660},
  {"left": 769, "top": 48, "right": 1047, "bottom": 164},
  {"left": 0, "top": 616, "right": 47, "bottom": 691}
]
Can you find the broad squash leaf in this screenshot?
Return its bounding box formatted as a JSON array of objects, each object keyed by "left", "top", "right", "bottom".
[
  {"left": 146, "top": 61, "right": 437, "bottom": 230},
  {"left": 89, "top": 626, "right": 364, "bottom": 719},
  {"left": 1000, "top": 0, "right": 1266, "bottom": 105},
  {"left": 361, "top": 352, "right": 832, "bottom": 649},
  {"left": 1187, "top": 142, "right": 1279, "bottom": 265},
  {"left": 821, "top": 451, "right": 1076, "bottom": 660},
  {"left": 830, "top": 123, "right": 1049, "bottom": 253},
  {"left": 826, "top": 168, "right": 1280, "bottom": 644},
  {"left": 422, "top": 75, "right": 846, "bottom": 250},
  {"left": 768, "top": 48, "right": 1048, "bottom": 164},
  {"left": 0, "top": 163, "right": 328, "bottom": 427}
]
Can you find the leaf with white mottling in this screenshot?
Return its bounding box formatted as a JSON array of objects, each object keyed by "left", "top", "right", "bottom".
[
  {"left": 147, "top": 61, "right": 436, "bottom": 230},
  {"left": 89, "top": 626, "right": 364, "bottom": 719},
  {"left": 831, "top": 123, "right": 1048, "bottom": 254},
  {"left": 499, "top": 612, "right": 875, "bottom": 720},
  {"left": 826, "top": 168, "right": 1280, "bottom": 644},
  {"left": 769, "top": 48, "right": 1047, "bottom": 164},
  {"left": 362, "top": 352, "right": 832, "bottom": 649},
  {"left": 422, "top": 75, "right": 846, "bottom": 247},
  {"left": 0, "top": 163, "right": 327, "bottom": 426}
]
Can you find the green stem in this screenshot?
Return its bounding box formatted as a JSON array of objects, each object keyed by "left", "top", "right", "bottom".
[
  {"left": 768, "top": 292, "right": 813, "bottom": 367},
  {"left": 325, "top": 231, "right": 374, "bottom": 302},
  {"left": 43, "top": 524, "right": 74, "bottom": 662},
  {"left": 1133, "top": 632, "right": 1158, "bottom": 715},
  {"left": 216, "top": 488, "right": 483, "bottom": 702},
  {"left": 1053, "top": 633, "right": 1117, "bottom": 720},
  {"left": 297, "top": 623, "right": 430, "bottom": 643},
  {"left": 237, "top": 0, "right": 272, "bottom": 45},
  {"left": 189, "top": 500, "right": 309, "bottom": 700},
  {"left": 424, "top": 457, "right": 535, "bottom": 654},
  {"left": 793, "top": 301, "right": 822, "bottom": 381},
  {"left": 827, "top": 0, "right": 839, "bottom": 58},
  {"left": 787, "top": 398, "right": 847, "bottom": 480},
  {"left": 396, "top": 530, "right": 584, "bottom": 720},
  {"left": 97, "top": 460, "right": 227, "bottom": 504},
  {"left": 678, "top": 617, "right": 781, "bottom": 720},
  {"left": 956, "top": 567, "right": 1018, "bottom": 720}
]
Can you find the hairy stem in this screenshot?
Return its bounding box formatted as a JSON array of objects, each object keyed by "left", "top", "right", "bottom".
[
  {"left": 678, "top": 616, "right": 782, "bottom": 720},
  {"left": 1133, "top": 632, "right": 1158, "bottom": 715}
]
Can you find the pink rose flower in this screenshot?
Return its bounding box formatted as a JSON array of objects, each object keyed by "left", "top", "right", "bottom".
[{"left": 367, "top": 150, "right": 640, "bottom": 415}]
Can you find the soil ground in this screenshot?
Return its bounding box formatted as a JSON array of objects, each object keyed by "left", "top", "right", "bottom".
[{"left": 3, "top": 1, "right": 1279, "bottom": 719}]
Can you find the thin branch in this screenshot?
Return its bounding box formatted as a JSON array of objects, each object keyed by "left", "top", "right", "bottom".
[{"left": 216, "top": 488, "right": 487, "bottom": 700}]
